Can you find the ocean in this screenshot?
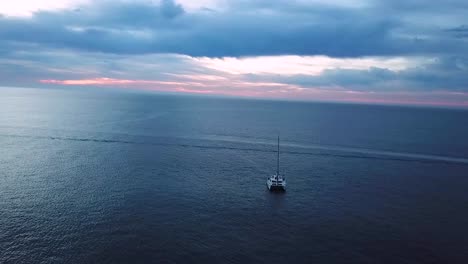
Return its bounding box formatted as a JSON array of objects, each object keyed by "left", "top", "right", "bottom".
[{"left": 1, "top": 87, "right": 468, "bottom": 263}]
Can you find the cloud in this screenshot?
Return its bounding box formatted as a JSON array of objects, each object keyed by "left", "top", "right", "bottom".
[
  {"left": 194, "top": 55, "right": 420, "bottom": 75},
  {"left": 446, "top": 25, "right": 468, "bottom": 38},
  {"left": 1, "top": 0, "right": 468, "bottom": 107},
  {"left": 245, "top": 56, "right": 468, "bottom": 92},
  {"left": 0, "top": 0, "right": 467, "bottom": 57}
]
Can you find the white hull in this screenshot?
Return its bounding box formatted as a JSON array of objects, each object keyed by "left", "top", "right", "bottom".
[{"left": 267, "top": 174, "right": 286, "bottom": 191}]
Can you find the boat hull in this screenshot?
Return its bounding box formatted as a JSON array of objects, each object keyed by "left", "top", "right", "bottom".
[
  {"left": 267, "top": 185, "right": 286, "bottom": 191},
  {"left": 267, "top": 178, "right": 286, "bottom": 191}
]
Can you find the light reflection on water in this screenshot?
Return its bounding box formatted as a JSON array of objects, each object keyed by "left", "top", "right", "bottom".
[{"left": 1, "top": 87, "right": 468, "bottom": 263}]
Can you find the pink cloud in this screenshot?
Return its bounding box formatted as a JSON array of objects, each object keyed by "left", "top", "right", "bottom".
[
  {"left": 38, "top": 77, "right": 301, "bottom": 96},
  {"left": 39, "top": 77, "right": 468, "bottom": 108}
]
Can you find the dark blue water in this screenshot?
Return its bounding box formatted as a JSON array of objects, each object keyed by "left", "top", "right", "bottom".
[{"left": 1, "top": 87, "right": 468, "bottom": 263}]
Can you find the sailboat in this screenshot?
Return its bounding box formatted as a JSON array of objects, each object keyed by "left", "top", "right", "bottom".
[{"left": 267, "top": 136, "right": 286, "bottom": 191}]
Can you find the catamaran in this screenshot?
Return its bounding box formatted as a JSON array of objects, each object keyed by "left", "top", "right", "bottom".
[{"left": 267, "top": 136, "right": 286, "bottom": 191}]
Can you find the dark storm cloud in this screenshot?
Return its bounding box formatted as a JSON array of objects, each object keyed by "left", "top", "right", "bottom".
[{"left": 0, "top": 0, "right": 467, "bottom": 57}]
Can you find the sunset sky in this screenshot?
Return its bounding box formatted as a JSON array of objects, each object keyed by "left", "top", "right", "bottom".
[{"left": 1, "top": 0, "right": 467, "bottom": 107}]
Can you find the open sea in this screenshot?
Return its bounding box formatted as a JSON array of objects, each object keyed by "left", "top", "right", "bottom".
[{"left": 1, "top": 87, "right": 468, "bottom": 263}]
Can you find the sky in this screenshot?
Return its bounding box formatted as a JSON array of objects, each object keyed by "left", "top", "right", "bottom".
[{"left": 1, "top": 0, "right": 467, "bottom": 107}]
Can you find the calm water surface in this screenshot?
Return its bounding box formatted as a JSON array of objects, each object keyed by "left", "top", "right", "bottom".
[{"left": 1, "top": 87, "right": 468, "bottom": 263}]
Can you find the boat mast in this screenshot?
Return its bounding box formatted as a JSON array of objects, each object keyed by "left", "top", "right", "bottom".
[{"left": 277, "top": 135, "right": 280, "bottom": 176}]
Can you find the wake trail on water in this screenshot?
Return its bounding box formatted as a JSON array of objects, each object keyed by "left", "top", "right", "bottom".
[{"left": 2, "top": 133, "right": 468, "bottom": 165}]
